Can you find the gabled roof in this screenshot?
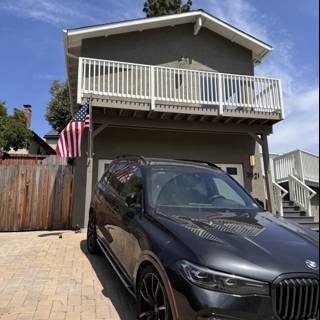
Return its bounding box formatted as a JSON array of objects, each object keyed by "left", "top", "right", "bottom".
[
  {"left": 64, "top": 10, "right": 273, "bottom": 63},
  {"left": 31, "top": 131, "right": 56, "bottom": 155}
]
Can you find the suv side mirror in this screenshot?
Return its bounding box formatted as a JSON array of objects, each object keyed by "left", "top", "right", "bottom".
[{"left": 125, "top": 192, "right": 137, "bottom": 207}]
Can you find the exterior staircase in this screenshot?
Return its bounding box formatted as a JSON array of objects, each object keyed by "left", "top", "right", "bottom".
[{"left": 282, "top": 200, "right": 319, "bottom": 231}]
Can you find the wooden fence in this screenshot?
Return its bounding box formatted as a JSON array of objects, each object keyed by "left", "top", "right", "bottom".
[
  {"left": 0, "top": 165, "right": 74, "bottom": 231},
  {"left": 0, "top": 155, "right": 46, "bottom": 165}
]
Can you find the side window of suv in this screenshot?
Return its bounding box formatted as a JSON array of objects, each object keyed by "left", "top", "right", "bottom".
[
  {"left": 107, "top": 160, "right": 128, "bottom": 195},
  {"left": 106, "top": 159, "right": 142, "bottom": 201},
  {"left": 120, "top": 161, "right": 143, "bottom": 204}
]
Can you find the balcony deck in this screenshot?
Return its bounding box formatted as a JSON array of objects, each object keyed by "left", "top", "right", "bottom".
[
  {"left": 75, "top": 57, "right": 284, "bottom": 125},
  {"left": 274, "top": 150, "right": 319, "bottom": 187}
]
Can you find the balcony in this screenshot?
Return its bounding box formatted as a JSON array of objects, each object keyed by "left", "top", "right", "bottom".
[
  {"left": 77, "top": 57, "right": 284, "bottom": 123},
  {"left": 274, "top": 150, "right": 319, "bottom": 186}
]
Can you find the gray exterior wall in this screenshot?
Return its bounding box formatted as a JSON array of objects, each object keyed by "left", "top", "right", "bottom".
[
  {"left": 81, "top": 23, "right": 254, "bottom": 75},
  {"left": 72, "top": 125, "right": 264, "bottom": 227}
]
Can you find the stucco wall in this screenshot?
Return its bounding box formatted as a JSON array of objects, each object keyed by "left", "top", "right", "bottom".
[
  {"left": 81, "top": 23, "right": 254, "bottom": 75},
  {"left": 72, "top": 126, "right": 264, "bottom": 227}
]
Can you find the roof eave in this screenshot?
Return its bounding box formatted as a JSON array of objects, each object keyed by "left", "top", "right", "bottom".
[{"left": 64, "top": 10, "right": 272, "bottom": 56}]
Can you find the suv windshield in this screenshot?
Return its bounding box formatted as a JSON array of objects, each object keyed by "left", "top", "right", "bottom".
[{"left": 147, "top": 165, "right": 259, "bottom": 212}]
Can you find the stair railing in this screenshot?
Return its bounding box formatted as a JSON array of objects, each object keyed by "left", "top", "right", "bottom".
[
  {"left": 272, "top": 181, "right": 288, "bottom": 216},
  {"left": 288, "top": 174, "right": 317, "bottom": 217}
]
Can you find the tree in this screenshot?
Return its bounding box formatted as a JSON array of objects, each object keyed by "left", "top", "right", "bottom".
[
  {"left": 143, "top": 0, "right": 192, "bottom": 17},
  {"left": 45, "top": 80, "right": 72, "bottom": 133},
  {"left": 0, "top": 101, "right": 32, "bottom": 152}
]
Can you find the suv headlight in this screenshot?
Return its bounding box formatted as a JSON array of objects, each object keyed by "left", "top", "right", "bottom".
[{"left": 177, "top": 260, "right": 270, "bottom": 296}]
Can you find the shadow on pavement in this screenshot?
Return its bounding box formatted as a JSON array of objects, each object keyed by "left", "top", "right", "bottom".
[
  {"left": 38, "top": 232, "right": 65, "bottom": 237},
  {"left": 80, "top": 239, "right": 137, "bottom": 320}
]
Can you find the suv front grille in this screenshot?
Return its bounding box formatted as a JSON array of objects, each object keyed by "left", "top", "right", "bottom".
[{"left": 274, "top": 277, "right": 319, "bottom": 320}]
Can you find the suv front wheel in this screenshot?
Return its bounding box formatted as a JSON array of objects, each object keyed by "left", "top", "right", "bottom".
[{"left": 137, "top": 265, "right": 172, "bottom": 320}]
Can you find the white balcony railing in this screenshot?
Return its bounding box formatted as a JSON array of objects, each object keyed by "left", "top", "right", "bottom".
[
  {"left": 274, "top": 150, "right": 319, "bottom": 184},
  {"left": 77, "top": 57, "right": 284, "bottom": 116},
  {"left": 288, "top": 175, "right": 317, "bottom": 216}
]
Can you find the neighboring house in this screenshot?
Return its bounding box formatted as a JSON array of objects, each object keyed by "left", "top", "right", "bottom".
[
  {"left": 273, "top": 150, "right": 319, "bottom": 229},
  {"left": 44, "top": 129, "right": 59, "bottom": 150},
  {"left": 8, "top": 105, "right": 55, "bottom": 156},
  {"left": 63, "top": 10, "right": 285, "bottom": 228}
]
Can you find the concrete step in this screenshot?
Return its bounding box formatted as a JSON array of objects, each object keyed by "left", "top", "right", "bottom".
[
  {"left": 281, "top": 200, "right": 318, "bottom": 231},
  {"left": 282, "top": 200, "right": 295, "bottom": 206},
  {"left": 283, "top": 211, "right": 307, "bottom": 218},
  {"left": 300, "top": 221, "right": 319, "bottom": 231},
  {"left": 282, "top": 204, "right": 301, "bottom": 210},
  {"left": 283, "top": 207, "right": 306, "bottom": 214},
  {"left": 284, "top": 216, "right": 315, "bottom": 224}
]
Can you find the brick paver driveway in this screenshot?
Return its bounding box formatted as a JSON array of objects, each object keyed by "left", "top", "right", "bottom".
[{"left": 0, "top": 231, "right": 136, "bottom": 320}]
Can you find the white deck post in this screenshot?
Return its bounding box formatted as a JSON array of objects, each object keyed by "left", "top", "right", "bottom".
[
  {"left": 77, "top": 57, "right": 83, "bottom": 104},
  {"left": 278, "top": 80, "right": 285, "bottom": 119},
  {"left": 218, "top": 73, "right": 224, "bottom": 115},
  {"left": 150, "top": 66, "right": 155, "bottom": 110},
  {"left": 298, "top": 150, "right": 305, "bottom": 183}
]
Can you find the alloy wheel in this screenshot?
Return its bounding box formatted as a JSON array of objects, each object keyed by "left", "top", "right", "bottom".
[{"left": 138, "top": 272, "right": 169, "bottom": 320}]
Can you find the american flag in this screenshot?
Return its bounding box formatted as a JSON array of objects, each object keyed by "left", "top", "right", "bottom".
[{"left": 56, "top": 101, "right": 91, "bottom": 158}]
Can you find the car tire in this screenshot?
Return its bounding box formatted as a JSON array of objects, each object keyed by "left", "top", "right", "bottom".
[
  {"left": 87, "top": 211, "right": 99, "bottom": 254},
  {"left": 137, "top": 265, "right": 173, "bottom": 320}
]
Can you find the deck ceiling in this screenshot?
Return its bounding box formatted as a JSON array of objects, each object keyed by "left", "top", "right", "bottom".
[{"left": 92, "top": 106, "right": 278, "bottom": 129}]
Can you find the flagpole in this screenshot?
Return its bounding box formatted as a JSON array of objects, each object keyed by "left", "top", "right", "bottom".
[{"left": 84, "top": 95, "right": 93, "bottom": 230}]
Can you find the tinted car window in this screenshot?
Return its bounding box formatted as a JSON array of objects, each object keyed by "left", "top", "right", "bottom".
[
  {"left": 121, "top": 164, "right": 143, "bottom": 204},
  {"left": 107, "top": 160, "right": 141, "bottom": 197},
  {"left": 148, "top": 165, "right": 258, "bottom": 211},
  {"left": 100, "top": 163, "right": 114, "bottom": 185},
  {"left": 107, "top": 160, "right": 127, "bottom": 194}
]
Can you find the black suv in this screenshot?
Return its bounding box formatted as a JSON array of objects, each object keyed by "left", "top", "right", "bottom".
[{"left": 87, "top": 156, "right": 319, "bottom": 320}]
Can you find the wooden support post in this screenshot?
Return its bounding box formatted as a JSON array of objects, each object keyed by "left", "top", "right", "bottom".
[
  {"left": 84, "top": 157, "right": 93, "bottom": 229},
  {"left": 84, "top": 97, "right": 93, "bottom": 229},
  {"left": 261, "top": 134, "right": 276, "bottom": 214}
]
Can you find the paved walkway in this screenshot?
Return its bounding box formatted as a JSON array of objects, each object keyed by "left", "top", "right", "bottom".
[{"left": 0, "top": 231, "right": 136, "bottom": 320}]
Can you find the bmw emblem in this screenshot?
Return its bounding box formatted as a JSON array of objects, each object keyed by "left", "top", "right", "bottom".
[{"left": 305, "top": 260, "right": 319, "bottom": 270}]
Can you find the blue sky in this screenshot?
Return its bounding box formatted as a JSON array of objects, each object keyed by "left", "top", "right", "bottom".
[{"left": 0, "top": 0, "right": 318, "bottom": 154}]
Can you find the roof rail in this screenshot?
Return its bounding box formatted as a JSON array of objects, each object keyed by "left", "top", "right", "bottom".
[
  {"left": 116, "top": 154, "right": 148, "bottom": 164},
  {"left": 175, "top": 159, "right": 221, "bottom": 169}
]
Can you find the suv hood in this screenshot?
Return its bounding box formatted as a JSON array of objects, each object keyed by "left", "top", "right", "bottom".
[{"left": 154, "top": 209, "right": 319, "bottom": 282}]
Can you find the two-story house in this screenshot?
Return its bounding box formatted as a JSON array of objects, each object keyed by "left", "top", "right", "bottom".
[{"left": 63, "top": 10, "right": 285, "bottom": 228}]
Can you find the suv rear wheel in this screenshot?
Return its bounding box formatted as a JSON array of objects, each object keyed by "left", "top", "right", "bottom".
[{"left": 137, "top": 265, "right": 172, "bottom": 320}]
